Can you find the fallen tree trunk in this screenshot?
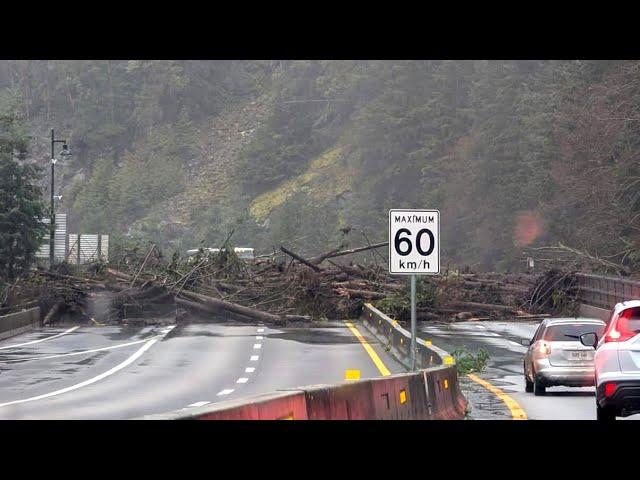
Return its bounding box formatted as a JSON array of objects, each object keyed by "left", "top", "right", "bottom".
[
  {"left": 280, "top": 246, "right": 322, "bottom": 272},
  {"left": 335, "top": 288, "right": 386, "bottom": 300},
  {"left": 43, "top": 301, "right": 64, "bottom": 325},
  {"left": 310, "top": 241, "right": 389, "bottom": 264},
  {"left": 178, "top": 289, "right": 284, "bottom": 324},
  {"left": 446, "top": 301, "right": 517, "bottom": 313}
]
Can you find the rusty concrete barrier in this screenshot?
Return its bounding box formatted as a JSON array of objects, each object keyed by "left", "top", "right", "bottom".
[
  {"left": 143, "top": 391, "right": 309, "bottom": 420},
  {"left": 141, "top": 368, "right": 463, "bottom": 420},
  {"left": 141, "top": 303, "right": 467, "bottom": 420},
  {"left": 0, "top": 307, "right": 41, "bottom": 341}
]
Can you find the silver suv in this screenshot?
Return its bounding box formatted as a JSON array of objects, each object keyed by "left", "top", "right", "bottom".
[
  {"left": 580, "top": 301, "right": 640, "bottom": 421},
  {"left": 523, "top": 318, "right": 606, "bottom": 396}
]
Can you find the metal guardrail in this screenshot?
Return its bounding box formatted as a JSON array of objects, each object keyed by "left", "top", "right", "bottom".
[
  {"left": 575, "top": 273, "right": 640, "bottom": 310},
  {"left": 360, "top": 303, "right": 454, "bottom": 370}
]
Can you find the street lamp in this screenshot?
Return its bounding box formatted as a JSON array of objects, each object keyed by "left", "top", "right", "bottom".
[{"left": 49, "top": 128, "right": 71, "bottom": 268}]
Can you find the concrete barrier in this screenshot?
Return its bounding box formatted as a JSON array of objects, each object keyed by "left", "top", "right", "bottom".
[
  {"left": 143, "top": 365, "right": 465, "bottom": 420},
  {"left": 578, "top": 303, "right": 610, "bottom": 321},
  {"left": 142, "top": 303, "right": 467, "bottom": 421},
  {"left": 0, "top": 307, "right": 41, "bottom": 341}
]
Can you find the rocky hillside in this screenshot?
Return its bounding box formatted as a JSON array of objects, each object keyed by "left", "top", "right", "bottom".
[{"left": 2, "top": 60, "right": 639, "bottom": 272}]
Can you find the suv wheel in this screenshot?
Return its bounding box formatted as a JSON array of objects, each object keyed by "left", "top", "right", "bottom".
[
  {"left": 533, "top": 377, "right": 546, "bottom": 396},
  {"left": 596, "top": 403, "right": 616, "bottom": 421},
  {"left": 524, "top": 369, "right": 533, "bottom": 393}
]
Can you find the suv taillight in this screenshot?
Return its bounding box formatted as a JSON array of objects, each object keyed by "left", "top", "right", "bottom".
[
  {"left": 537, "top": 341, "right": 551, "bottom": 356},
  {"left": 604, "top": 309, "right": 638, "bottom": 343},
  {"left": 604, "top": 382, "right": 618, "bottom": 398}
]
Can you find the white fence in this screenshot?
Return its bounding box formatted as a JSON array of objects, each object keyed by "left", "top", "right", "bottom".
[
  {"left": 35, "top": 214, "right": 109, "bottom": 265},
  {"left": 35, "top": 214, "right": 67, "bottom": 261},
  {"left": 68, "top": 234, "right": 109, "bottom": 264}
]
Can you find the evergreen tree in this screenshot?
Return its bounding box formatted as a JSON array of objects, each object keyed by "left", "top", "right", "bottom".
[{"left": 0, "top": 112, "right": 46, "bottom": 281}]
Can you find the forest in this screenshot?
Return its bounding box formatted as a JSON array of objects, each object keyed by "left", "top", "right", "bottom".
[{"left": 1, "top": 60, "right": 639, "bottom": 273}]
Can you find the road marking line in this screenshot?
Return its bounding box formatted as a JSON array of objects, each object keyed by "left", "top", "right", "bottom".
[
  {"left": 0, "top": 326, "right": 80, "bottom": 350},
  {"left": 467, "top": 373, "right": 528, "bottom": 420},
  {"left": 236, "top": 377, "right": 249, "bottom": 384},
  {"left": 344, "top": 322, "right": 390, "bottom": 377},
  {"left": 0, "top": 337, "right": 159, "bottom": 408},
  {"left": 257, "top": 328, "right": 265, "bottom": 333},
  {"left": 217, "top": 389, "right": 234, "bottom": 396},
  {"left": 5, "top": 338, "right": 149, "bottom": 363},
  {"left": 245, "top": 367, "right": 255, "bottom": 373},
  {"left": 253, "top": 343, "right": 262, "bottom": 349},
  {"left": 188, "top": 401, "right": 210, "bottom": 407},
  {"left": 250, "top": 355, "right": 259, "bottom": 361},
  {"left": 256, "top": 335, "right": 263, "bottom": 340}
]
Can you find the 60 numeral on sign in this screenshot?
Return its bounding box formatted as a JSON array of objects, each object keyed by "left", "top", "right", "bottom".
[{"left": 394, "top": 228, "right": 435, "bottom": 257}]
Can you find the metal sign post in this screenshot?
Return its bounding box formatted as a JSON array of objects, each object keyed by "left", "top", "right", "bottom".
[
  {"left": 389, "top": 209, "right": 440, "bottom": 371},
  {"left": 410, "top": 274, "right": 417, "bottom": 370}
]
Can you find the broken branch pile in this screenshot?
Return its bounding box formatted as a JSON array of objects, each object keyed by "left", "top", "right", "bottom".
[{"left": 5, "top": 240, "right": 570, "bottom": 326}]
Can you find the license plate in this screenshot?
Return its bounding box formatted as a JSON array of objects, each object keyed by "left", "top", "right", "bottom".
[{"left": 569, "top": 351, "right": 590, "bottom": 360}]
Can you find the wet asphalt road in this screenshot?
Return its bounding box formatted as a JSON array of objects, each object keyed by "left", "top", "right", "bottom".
[
  {"left": 418, "top": 319, "right": 640, "bottom": 420},
  {"left": 0, "top": 321, "right": 404, "bottom": 419}
]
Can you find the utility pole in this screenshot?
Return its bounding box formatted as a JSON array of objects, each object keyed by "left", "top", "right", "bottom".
[{"left": 49, "top": 129, "right": 69, "bottom": 269}]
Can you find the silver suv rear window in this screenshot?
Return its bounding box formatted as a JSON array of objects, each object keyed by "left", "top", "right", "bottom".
[{"left": 543, "top": 323, "right": 605, "bottom": 342}]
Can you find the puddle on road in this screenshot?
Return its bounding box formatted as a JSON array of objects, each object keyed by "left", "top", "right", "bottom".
[
  {"left": 68, "top": 350, "right": 108, "bottom": 366},
  {"left": 174, "top": 329, "right": 222, "bottom": 338},
  {"left": 267, "top": 329, "right": 361, "bottom": 345}
]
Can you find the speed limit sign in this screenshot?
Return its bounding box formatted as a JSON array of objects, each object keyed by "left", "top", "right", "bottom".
[{"left": 389, "top": 209, "right": 440, "bottom": 275}]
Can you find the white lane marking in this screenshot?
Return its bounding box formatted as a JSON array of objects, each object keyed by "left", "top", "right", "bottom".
[
  {"left": 256, "top": 336, "right": 263, "bottom": 340},
  {"left": 0, "top": 337, "right": 159, "bottom": 408},
  {"left": 250, "top": 355, "right": 259, "bottom": 361},
  {"left": 253, "top": 343, "right": 262, "bottom": 349},
  {"left": 188, "top": 401, "right": 210, "bottom": 407},
  {"left": 0, "top": 326, "right": 80, "bottom": 350},
  {"left": 8, "top": 338, "right": 149, "bottom": 363},
  {"left": 257, "top": 328, "right": 264, "bottom": 333},
  {"left": 236, "top": 377, "right": 249, "bottom": 384},
  {"left": 217, "top": 389, "right": 234, "bottom": 396},
  {"left": 245, "top": 367, "right": 255, "bottom": 373},
  {"left": 0, "top": 326, "right": 174, "bottom": 408}
]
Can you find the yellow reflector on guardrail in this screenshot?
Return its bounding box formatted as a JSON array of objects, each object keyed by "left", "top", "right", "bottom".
[{"left": 345, "top": 369, "right": 361, "bottom": 381}]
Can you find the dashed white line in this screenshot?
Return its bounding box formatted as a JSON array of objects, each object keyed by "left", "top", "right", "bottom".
[
  {"left": 245, "top": 367, "right": 255, "bottom": 373},
  {"left": 0, "top": 326, "right": 80, "bottom": 350},
  {"left": 217, "top": 389, "right": 234, "bottom": 396},
  {"left": 256, "top": 336, "right": 263, "bottom": 340},
  {"left": 250, "top": 355, "right": 259, "bottom": 361},
  {"left": 236, "top": 377, "right": 249, "bottom": 384},
  {"left": 257, "top": 328, "right": 264, "bottom": 333},
  {"left": 253, "top": 343, "right": 262, "bottom": 349},
  {"left": 188, "top": 401, "right": 210, "bottom": 407}
]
